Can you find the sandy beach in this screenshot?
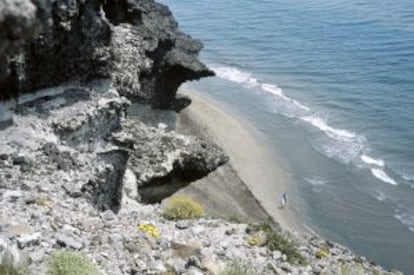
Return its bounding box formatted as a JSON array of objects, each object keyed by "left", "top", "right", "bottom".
[{"left": 175, "top": 89, "right": 301, "bottom": 232}]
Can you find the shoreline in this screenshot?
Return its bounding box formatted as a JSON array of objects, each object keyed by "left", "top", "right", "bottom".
[{"left": 176, "top": 89, "right": 302, "bottom": 233}]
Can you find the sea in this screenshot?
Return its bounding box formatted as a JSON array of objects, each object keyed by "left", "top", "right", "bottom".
[{"left": 159, "top": 0, "right": 414, "bottom": 272}]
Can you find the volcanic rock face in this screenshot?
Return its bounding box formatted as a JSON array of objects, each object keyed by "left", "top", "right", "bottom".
[
  {"left": 0, "top": 0, "right": 213, "bottom": 108},
  {"left": 0, "top": 0, "right": 225, "bottom": 212}
]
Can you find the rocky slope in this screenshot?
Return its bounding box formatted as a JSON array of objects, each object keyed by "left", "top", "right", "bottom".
[{"left": 0, "top": 0, "right": 404, "bottom": 274}]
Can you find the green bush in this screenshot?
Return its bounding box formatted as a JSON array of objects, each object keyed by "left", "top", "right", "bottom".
[
  {"left": 162, "top": 197, "right": 205, "bottom": 220},
  {"left": 250, "top": 222, "right": 306, "bottom": 265},
  {"left": 47, "top": 251, "right": 98, "bottom": 275}
]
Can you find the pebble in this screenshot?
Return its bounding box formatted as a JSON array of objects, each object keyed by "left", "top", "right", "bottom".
[
  {"left": 17, "top": 232, "right": 41, "bottom": 248},
  {"left": 101, "top": 210, "right": 118, "bottom": 223},
  {"left": 176, "top": 220, "right": 190, "bottom": 230},
  {"left": 3, "top": 190, "right": 23, "bottom": 202},
  {"left": 55, "top": 233, "right": 84, "bottom": 250}
]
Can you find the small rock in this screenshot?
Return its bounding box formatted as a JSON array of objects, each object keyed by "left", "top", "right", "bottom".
[
  {"left": 12, "top": 154, "right": 30, "bottom": 165},
  {"left": 185, "top": 267, "right": 204, "bottom": 275},
  {"left": 101, "top": 210, "right": 117, "bottom": 222},
  {"left": 272, "top": 250, "right": 282, "bottom": 260},
  {"left": 171, "top": 242, "right": 201, "bottom": 258},
  {"left": 201, "top": 255, "right": 225, "bottom": 275},
  {"left": 176, "top": 220, "right": 190, "bottom": 230},
  {"left": 17, "top": 232, "right": 41, "bottom": 249},
  {"left": 62, "top": 185, "right": 82, "bottom": 198},
  {"left": 30, "top": 251, "right": 45, "bottom": 263},
  {"left": 24, "top": 194, "right": 36, "bottom": 205},
  {"left": 191, "top": 226, "right": 204, "bottom": 236},
  {"left": 55, "top": 233, "right": 84, "bottom": 250},
  {"left": 225, "top": 228, "right": 236, "bottom": 235},
  {"left": 62, "top": 224, "right": 80, "bottom": 235},
  {"left": 221, "top": 240, "right": 230, "bottom": 250},
  {"left": 280, "top": 262, "right": 292, "bottom": 272},
  {"left": 150, "top": 260, "right": 167, "bottom": 273},
  {"left": 172, "top": 258, "right": 187, "bottom": 274},
  {"left": 3, "top": 190, "right": 23, "bottom": 202},
  {"left": 158, "top": 237, "right": 170, "bottom": 250},
  {"left": 4, "top": 224, "right": 34, "bottom": 238},
  {"left": 186, "top": 255, "right": 201, "bottom": 269},
  {"left": 0, "top": 153, "right": 8, "bottom": 160}
]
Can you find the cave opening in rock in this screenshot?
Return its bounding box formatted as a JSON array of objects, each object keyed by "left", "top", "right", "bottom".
[
  {"left": 138, "top": 161, "right": 210, "bottom": 204},
  {"left": 138, "top": 176, "right": 191, "bottom": 204}
]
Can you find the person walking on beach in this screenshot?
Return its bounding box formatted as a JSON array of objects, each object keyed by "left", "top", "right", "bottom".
[{"left": 279, "top": 192, "right": 287, "bottom": 209}]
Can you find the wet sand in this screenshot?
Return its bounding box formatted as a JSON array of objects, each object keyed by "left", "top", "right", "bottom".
[{"left": 175, "top": 89, "right": 301, "bottom": 232}]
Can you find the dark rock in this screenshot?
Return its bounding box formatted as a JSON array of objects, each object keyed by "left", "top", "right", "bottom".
[
  {"left": 12, "top": 154, "right": 30, "bottom": 165},
  {"left": 176, "top": 220, "right": 190, "bottom": 230},
  {"left": 82, "top": 149, "right": 129, "bottom": 212},
  {"left": 0, "top": 0, "right": 213, "bottom": 110},
  {"left": 0, "top": 153, "right": 8, "bottom": 160},
  {"left": 186, "top": 255, "right": 201, "bottom": 269},
  {"left": 118, "top": 119, "right": 228, "bottom": 193},
  {"left": 225, "top": 228, "right": 236, "bottom": 235}
]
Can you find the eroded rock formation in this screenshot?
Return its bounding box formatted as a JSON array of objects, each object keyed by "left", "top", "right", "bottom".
[{"left": 0, "top": 0, "right": 213, "bottom": 109}]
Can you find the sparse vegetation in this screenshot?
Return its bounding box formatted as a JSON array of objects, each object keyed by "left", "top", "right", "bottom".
[
  {"left": 0, "top": 251, "right": 28, "bottom": 275},
  {"left": 249, "top": 222, "right": 306, "bottom": 265},
  {"left": 47, "top": 251, "right": 99, "bottom": 275},
  {"left": 162, "top": 197, "right": 205, "bottom": 220},
  {"left": 315, "top": 249, "right": 330, "bottom": 259},
  {"left": 138, "top": 223, "right": 161, "bottom": 238},
  {"left": 340, "top": 263, "right": 366, "bottom": 275},
  {"left": 226, "top": 215, "right": 244, "bottom": 223},
  {"left": 220, "top": 262, "right": 255, "bottom": 275},
  {"left": 0, "top": 263, "right": 25, "bottom": 275}
]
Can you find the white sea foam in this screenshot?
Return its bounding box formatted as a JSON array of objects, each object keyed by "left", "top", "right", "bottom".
[
  {"left": 360, "top": 154, "right": 385, "bottom": 167},
  {"left": 212, "top": 64, "right": 401, "bottom": 187},
  {"left": 292, "top": 99, "right": 310, "bottom": 111},
  {"left": 213, "top": 66, "right": 311, "bottom": 112},
  {"left": 261, "top": 83, "right": 285, "bottom": 97},
  {"left": 374, "top": 191, "right": 387, "bottom": 202},
  {"left": 371, "top": 168, "right": 398, "bottom": 185},
  {"left": 212, "top": 66, "right": 259, "bottom": 87},
  {"left": 300, "top": 115, "right": 357, "bottom": 139},
  {"left": 261, "top": 83, "right": 310, "bottom": 111},
  {"left": 304, "top": 177, "right": 327, "bottom": 186},
  {"left": 401, "top": 173, "right": 414, "bottom": 182},
  {"left": 394, "top": 212, "right": 414, "bottom": 233}
]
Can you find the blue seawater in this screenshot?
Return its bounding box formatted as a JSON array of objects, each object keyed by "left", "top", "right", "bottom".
[{"left": 160, "top": 0, "right": 414, "bottom": 272}]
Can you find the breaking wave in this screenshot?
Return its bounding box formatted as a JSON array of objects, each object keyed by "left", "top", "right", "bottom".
[
  {"left": 212, "top": 64, "right": 400, "bottom": 186},
  {"left": 360, "top": 155, "right": 385, "bottom": 167},
  {"left": 371, "top": 169, "right": 398, "bottom": 185},
  {"left": 395, "top": 210, "right": 414, "bottom": 233}
]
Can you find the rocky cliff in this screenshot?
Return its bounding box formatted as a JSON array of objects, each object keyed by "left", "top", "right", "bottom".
[
  {"left": 0, "top": 1, "right": 403, "bottom": 275},
  {"left": 0, "top": 0, "right": 213, "bottom": 109}
]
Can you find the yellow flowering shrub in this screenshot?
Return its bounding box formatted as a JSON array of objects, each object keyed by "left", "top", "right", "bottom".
[
  {"left": 315, "top": 249, "right": 330, "bottom": 259},
  {"left": 247, "top": 236, "right": 258, "bottom": 246},
  {"left": 138, "top": 224, "right": 160, "bottom": 239},
  {"left": 162, "top": 197, "right": 205, "bottom": 220}
]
